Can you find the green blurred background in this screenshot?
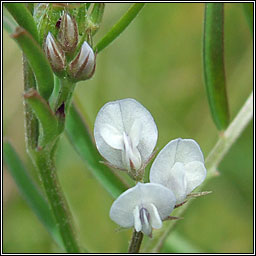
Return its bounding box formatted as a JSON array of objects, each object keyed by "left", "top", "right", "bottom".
[{"left": 3, "top": 3, "right": 253, "bottom": 253}]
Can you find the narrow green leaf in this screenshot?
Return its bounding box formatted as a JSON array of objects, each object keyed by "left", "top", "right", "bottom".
[
  {"left": 65, "top": 104, "right": 129, "bottom": 199},
  {"left": 4, "top": 3, "right": 39, "bottom": 42},
  {"left": 24, "top": 89, "right": 58, "bottom": 147},
  {"left": 203, "top": 3, "right": 229, "bottom": 130},
  {"left": 242, "top": 3, "right": 253, "bottom": 35},
  {"left": 94, "top": 3, "right": 145, "bottom": 53},
  {"left": 12, "top": 27, "right": 54, "bottom": 100},
  {"left": 3, "top": 7, "right": 18, "bottom": 34},
  {"left": 3, "top": 141, "right": 63, "bottom": 248}
]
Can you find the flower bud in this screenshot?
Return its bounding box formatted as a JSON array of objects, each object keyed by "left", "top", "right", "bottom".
[
  {"left": 68, "top": 41, "right": 96, "bottom": 81},
  {"left": 58, "top": 13, "right": 78, "bottom": 53},
  {"left": 44, "top": 32, "right": 66, "bottom": 74}
]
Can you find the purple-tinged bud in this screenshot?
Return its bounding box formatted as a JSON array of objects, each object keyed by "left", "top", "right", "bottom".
[
  {"left": 68, "top": 41, "right": 96, "bottom": 81},
  {"left": 58, "top": 13, "right": 78, "bottom": 53},
  {"left": 44, "top": 32, "right": 66, "bottom": 74}
]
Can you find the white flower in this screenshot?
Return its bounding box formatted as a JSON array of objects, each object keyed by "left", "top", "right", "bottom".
[
  {"left": 109, "top": 182, "right": 176, "bottom": 236},
  {"left": 150, "top": 138, "right": 207, "bottom": 204},
  {"left": 94, "top": 99, "right": 158, "bottom": 177}
]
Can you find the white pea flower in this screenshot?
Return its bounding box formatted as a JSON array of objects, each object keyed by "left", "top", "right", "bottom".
[
  {"left": 150, "top": 138, "right": 207, "bottom": 204},
  {"left": 94, "top": 99, "right": 158, "bottom": 179},
  {"left": 109, "top": 182, "right": 176, "bottom": 236}
]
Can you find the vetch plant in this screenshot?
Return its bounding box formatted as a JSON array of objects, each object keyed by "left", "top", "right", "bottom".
[{"left": 3, "top": 3, "right": 253, "bottom": 254}]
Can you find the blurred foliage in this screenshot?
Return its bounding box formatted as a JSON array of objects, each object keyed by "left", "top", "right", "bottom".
[{"left": 3, "top": 3, "right": 253, "bottom": 253}]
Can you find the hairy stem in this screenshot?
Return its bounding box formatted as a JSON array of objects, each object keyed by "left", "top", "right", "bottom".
[
  {"left": 55, "top": 79, "right": 75, "bottom": 114},
  {"left": 23, "top": 56, "right": 79, "bottom": 252},
  {"left": 23, "top": 54, "right": 39, "bottom": 150},
  {"left": 206, "top": 91, "right": 253, "bottom": 177},
  {"left": 54, "top": 79, "right": 76, "bottom": 133},
  {"left": 31, "top": 148, "right": 80, "bottom": 253},
  {"left": 128, "top": 229, "right": 144, "bottom": 253}
]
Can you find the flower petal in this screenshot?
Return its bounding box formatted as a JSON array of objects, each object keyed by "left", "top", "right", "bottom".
[
  {"left": 174, "top": 138, "right": 204, "bottom": 164},
  {"left": 150, "top": 161, "right": 187, "bottom": 203},
  {"left": 109, "top": 182, "right": 176, "bottom": 229},
  {"left": 141, "top": 208, "right": 152, "bottom": 236},
  {"left": 100, "top": 124, "right": 123, "bottom": 150},
  {"left": 133, "top": 205, "right": 142, "bottom": 232},
  {"left": 148, "top": 203, "right": 162, "bottom": 229},
  {"left": 150, "top": 138, "right": 206, "bottom": 203},
  {"left": 94, "top": 99, "right": 158, "bottom": 170},
  {"left": 109, "top": 185, "right": 140, "bottom": 228},
  {"left": 137, "top": 183, "right": 176, "bottom": 220},
  {"left": 94, "top": 100, "right": 126, "bottom": 169},
  {"left": 122, "top": 132, "right": 142, "bottom": 170},
  {"left": 184, "top": 161, "right": 207, "bottom": 194},
  {"left": 129, "top": 119, "right": 141, "bottom": 148},
  {"left": 150, "top": 138, "right": 204, "bottom": 171}
]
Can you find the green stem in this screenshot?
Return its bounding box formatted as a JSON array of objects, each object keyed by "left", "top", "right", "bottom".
[
  {"left": 31, "top": 148, "right": 80, "bottom": 253},
  {"left": 23, "top": 55, "right": 39, "bottom": 149},
  {"left": 94, "top": 3, "right": 145, "bottom": 53},
  {"left": 55, "top": 79, "right": 75, "bottom": 113},
  {"left": 12, "top": 27, "right": 54, "bottom": 100},
  {"left": 205, "top": 91, "right": 253, "bottom": 177},
  {"left": 4, "top": 3, "right": 39, "bottom": 41},
  {"left": 54, "top": 79, "right": 76, "bottom": 133},
  {"left": 143, "top": 91, "right": 253, "bottom": 253},
  {"left": 128, "top": 229, "right": 144, "bottom": 253}
]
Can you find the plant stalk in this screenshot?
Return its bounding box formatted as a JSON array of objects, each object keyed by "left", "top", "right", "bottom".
[
  {"left": 31, "top": 148, "right": 80, "bottom": 253},
  {"left": 54, "top": 79, "right": 76, "bottom": 133},
  {"left": 128, "top": 229, "right": 144, "bottom": 253},
  {"left": 23, "top": 56, "right": 79, "bottom": 252},
  {"left": 23, "top": 54, "right": 39, "bottom": 150}
]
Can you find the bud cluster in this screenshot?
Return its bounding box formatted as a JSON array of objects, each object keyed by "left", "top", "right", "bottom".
[{"left": 44, "top": 13, "right": 96, "bottom": 82}]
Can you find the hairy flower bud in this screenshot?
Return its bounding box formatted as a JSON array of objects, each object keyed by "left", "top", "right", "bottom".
[
  {"left": 58, "top": 13, "right": 78, "bottom": 53},
  {"left": 68, "top": 41, "right": 96, "bottom": 81},
  {"left": 44, "top": 32, "right": 66, "bottom": 74}
]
